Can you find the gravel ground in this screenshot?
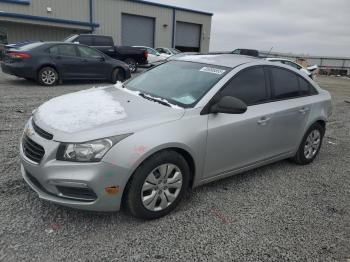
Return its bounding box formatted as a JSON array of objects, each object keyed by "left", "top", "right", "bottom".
[{"left": 0, "top": 72, "right": 349, "bottom": 262}]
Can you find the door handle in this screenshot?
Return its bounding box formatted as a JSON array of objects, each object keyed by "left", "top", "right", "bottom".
[
  {"left": 298, "top": 107, "right": 310, "bottom": 114},
  {"left": 257, "top": 116, "right": 271, "bottom": 125}
]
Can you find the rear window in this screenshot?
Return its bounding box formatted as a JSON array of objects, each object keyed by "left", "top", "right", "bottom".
[
  {"left": 77, "top": 35, "right": 93, "bottom": 46},
  {"left": 94, "top": 36, "right": 113, "bottom": 46},
  {"left": 18, "top": 42, "right": 44, "bottom": 51}
]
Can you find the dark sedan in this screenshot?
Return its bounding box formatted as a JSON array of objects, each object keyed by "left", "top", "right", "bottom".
[{"left": 1, "top": 42, "right": 131, "bottom": 86}]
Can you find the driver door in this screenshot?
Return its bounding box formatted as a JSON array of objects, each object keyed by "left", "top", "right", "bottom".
[
  {"left": 204, "top": 66, "right": 274, "bottom": 179},
  {"left": 76, "top": 45, "right": 109, "bottom": 79}
]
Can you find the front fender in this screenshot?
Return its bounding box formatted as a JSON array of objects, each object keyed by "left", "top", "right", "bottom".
[{"left": 102, "top": 115, "right": 208, "bottom": 187}]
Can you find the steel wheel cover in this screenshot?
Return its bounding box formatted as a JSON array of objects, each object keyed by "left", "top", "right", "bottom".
[
  {"left": 141, "top": 163, "right": 183, "bottom": 212},
  {"left": 304, "top": 129, "right": 321, "bottom": 159}
]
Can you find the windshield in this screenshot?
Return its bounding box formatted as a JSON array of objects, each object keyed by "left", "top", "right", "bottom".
[
  {"left": 63, "top": 35, "right": 77, "bottom": 42},
  {"left": 125, "top": 61, "right": 230, "bottom": 108},
  {"left": 170, "top": 48, "right": 181, "bottom": 54}
]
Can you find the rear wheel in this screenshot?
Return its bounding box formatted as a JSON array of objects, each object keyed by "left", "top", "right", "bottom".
[
  {"left": 38, "top": 67, "right": 58, "bottom": 86},
  {"left": 111, "top": 68, "right": 125, "bottom": 84},
  {"left": 125, "top": 150, "right": 190, "bottom": 219},
  {"left": 291, "top": 122, "right": 325, "bottom": 165},
  {"left": 124, "top": 58, "right": 137, "bottom": 73}
]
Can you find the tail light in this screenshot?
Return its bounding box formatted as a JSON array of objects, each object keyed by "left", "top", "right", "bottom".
[
  {"left": 8, "top": 52, "right": 31, "bottom": 59},
  {"left": 144, "top": 50, "right": 148, "bottom": 59}
]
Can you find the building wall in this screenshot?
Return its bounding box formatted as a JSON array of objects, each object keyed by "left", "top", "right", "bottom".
[
  {"left": 0, "top": 0, "right": 90, "bottom": 25},
  {"left": 0, "top": 0, "right": 212, "bottom": 51},
  {"left": 93, "top": 0, "right": 173, "bottom": 47},
  {"left": 175, "top": 10, "right": 212, "bottom": 53},
  {"left": 1, "top": 21, "right": 88, "bottom": 43}
]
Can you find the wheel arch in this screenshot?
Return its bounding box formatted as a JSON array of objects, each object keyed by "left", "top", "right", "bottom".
[
  {"left": 121, "top": 146, "right": 197, "bottom": 207},
  {"left": 306, "top": 117, "right": 327, "bottom": 135}
]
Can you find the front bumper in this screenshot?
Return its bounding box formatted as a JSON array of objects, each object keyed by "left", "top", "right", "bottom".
[{"left": 20, "top": 119, "right": 131, "bottom": 212}]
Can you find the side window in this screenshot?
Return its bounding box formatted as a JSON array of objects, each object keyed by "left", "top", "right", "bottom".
[
  {"left": 55, "top": 45, "right": 78, "bottom": 57},
  {"left": 76, "top": 35, "right": 93, "bottom": 46},
  {"left": 49, "top": 46, "right": 59, "bottom": 56},
  {"left": 94, "top": 36, "right": 113, "bottom": 46},
  {"left": 220, "top": 67, "right": 268, "bottom": 106},
  {"left": 299, "top": 76, "right": 318, "bottom": 96},
  {"left": 270, "top": 67, "right": 300, "bottom": 100},
  {"left": 77, "top": 46, "right": 103, "bottom": 59}
]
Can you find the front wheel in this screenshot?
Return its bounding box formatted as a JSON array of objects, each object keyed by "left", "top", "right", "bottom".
[
  {"left": 124, "top": 58, "right": 137, "bottom": 73},
  {"left": 111, "top": 68, "right": 125, "bottom": 84},
  {"left": 291, "top": 122, "right": 325, "bottom": 165},
  {"left": 125, "top": 151, "right": 190, "bottom": 219},
  {"left": 38, "top": 67, "right": 58, "bottom": 86}
]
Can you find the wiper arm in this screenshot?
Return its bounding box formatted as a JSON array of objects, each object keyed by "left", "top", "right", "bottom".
[{"left": 138, "top": 93, "right": 171, "bottom": 107}]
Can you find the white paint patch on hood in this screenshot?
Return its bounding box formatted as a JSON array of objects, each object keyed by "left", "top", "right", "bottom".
[{"left": 36, "top": 89, "right": 127, "bottom": 133}]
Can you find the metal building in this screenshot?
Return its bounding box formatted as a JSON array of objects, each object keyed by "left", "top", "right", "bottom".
[{"left": 0, "top": 0, "right": 213, "bottom": 52}]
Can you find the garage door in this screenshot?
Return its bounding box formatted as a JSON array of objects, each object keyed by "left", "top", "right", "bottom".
[
  {"left": 121, "top": 14, "right": 155, "bottom": 47},
  {"left": 175, "top": 21, "right": 201, "bottom": 52}
]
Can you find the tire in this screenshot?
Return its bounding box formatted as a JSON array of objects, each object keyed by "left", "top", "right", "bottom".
[
  {"left": 125, "top": 150, "right": 190, "bottom": 219},
  {"left": 291, "top": 122, "right": 325, "bottom": 165},
  {"left": 124, "top": 58, "right": 137, "bottom": 73},
  {"left": 111, "top": 68, "right": 125, "bottom": 84},
  {"left": 38, "top": 67, "right": 58, "bottom": 86}
]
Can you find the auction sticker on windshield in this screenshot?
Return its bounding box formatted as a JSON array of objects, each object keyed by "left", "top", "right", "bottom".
[{"left": 199, "top": 67, "right": 226, "bottom": 75}]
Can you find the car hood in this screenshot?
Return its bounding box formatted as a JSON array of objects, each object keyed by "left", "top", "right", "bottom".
[{"left": 33, "top": 86, "right": 185, "bottom": 143}]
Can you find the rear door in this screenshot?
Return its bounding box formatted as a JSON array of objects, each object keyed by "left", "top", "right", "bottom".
[
  {"left": 76, "top": 45, "right": 109, "bottom": 79},
  {"left": 49, "top": 44, "right": 81, "bottom": 79},
  {"left": 265, "top": 66, "right": 312, "bottom": 156}
]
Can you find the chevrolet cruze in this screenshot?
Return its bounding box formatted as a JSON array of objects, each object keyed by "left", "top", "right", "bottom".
[{"left": 20, "top": 54, "right": 332, "bottom": 219}]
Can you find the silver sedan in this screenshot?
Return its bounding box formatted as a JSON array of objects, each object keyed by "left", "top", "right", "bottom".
[{"left": 20, "top": 54, "right": 332, "bottom": 219}]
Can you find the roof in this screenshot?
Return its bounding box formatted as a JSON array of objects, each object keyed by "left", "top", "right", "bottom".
[
  {"left": 175, "top": 54, "right": 261, "bottom": 68},
  {"left": 266, "top": 57, "right": 294, "bottom": 62},
  {"left": 127, "top": 0, "right": 213, "bottom": 16}
]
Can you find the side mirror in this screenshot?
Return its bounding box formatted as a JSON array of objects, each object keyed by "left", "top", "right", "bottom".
[
  {"left": 73, "top": 41, "right": 80, "bottom": 44},
  {"left": 210, "top": 96, "right": 247, "bottom": 114}
]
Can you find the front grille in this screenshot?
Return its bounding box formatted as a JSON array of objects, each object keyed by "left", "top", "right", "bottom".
[
  {"left": 32, "top": 120, "right": 53, "bottom": 140},
  {"left": 22, "top": 135, "right": 45, "bottom": 163},
  {"left": 56, "top": 186, "right": 97, "bottom": 202}
]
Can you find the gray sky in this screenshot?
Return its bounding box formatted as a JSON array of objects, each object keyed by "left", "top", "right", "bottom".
[{"left": 148, "top": 0, "right": 350, "bottom": 57}]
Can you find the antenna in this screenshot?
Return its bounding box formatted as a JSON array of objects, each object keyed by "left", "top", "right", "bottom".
[{"left": 266, "top": 46, "right": 273, "bottom": 57}]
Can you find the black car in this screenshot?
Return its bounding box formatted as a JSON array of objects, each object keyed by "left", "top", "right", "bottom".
[
  {"left": 1, "top": 42, "right": 131, "bottom": 86},
  {"left": 64, "top": 34, "right": 148, "bottom": 73}
]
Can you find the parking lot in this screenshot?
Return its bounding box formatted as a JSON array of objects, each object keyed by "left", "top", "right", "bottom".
[{"left": 0, "top": 71, "right": 349, "bottom": 261}]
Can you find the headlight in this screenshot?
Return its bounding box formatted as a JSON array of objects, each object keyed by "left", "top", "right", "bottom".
[{"left": 57, "top": 134, "right": 131, "bottom": 162}]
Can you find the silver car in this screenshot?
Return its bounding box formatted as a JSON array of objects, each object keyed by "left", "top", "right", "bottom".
[{"left": 20, "top": 54, "right": 332, "bottom": 219}]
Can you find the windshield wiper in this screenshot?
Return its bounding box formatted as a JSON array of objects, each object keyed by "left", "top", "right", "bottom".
[{"left": 138, "top": 93, "right": 171, "bottom": 107}]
